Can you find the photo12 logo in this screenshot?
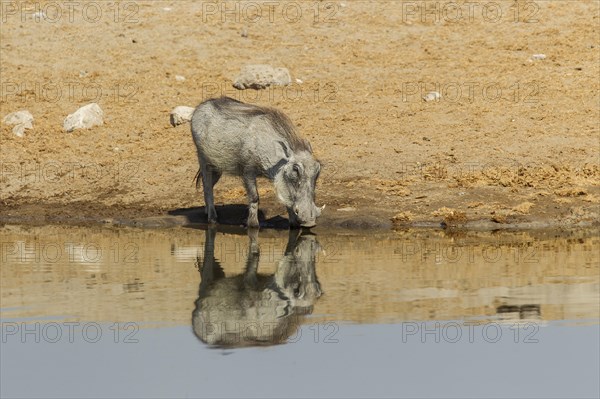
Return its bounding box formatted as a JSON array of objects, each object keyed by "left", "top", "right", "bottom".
[
  {"left": 197, "top": 320, "right": 339, "bottom": 344},
  {"left": 392, "top": 241, "right": 540, "bottom": 264},
  {"left": 199, "top": 1, "right": 340, "bottom": 24},
  {"left": 1, "top": 322, "right": 140, "bottom": 344},
  {"left": 200, "top": 81, "right": 338, "bottom": 105},
  {"left": 401, "top": 321, "right": 540, "bottom": 344},
  {"left": 401, "top": 81, "right": 540, "bottom": 104},
  {"left": 1, "top": 240, "right": 139, "bottom": 265},
  {"left": 0, "top": 1, "right": 140, "bottom": 24},
  {"left": 1, "top": 81, "right": 139, "bottom": 104},
  {"left": 400, "top": 1, "right": 540, "bottom": 24},
  {"left": 0, "top": 161, "right": 140, "bottom": 185}
]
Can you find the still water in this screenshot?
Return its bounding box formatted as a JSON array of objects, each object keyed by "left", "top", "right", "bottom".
[{"left": 1, "top": 225, "right": 598, "bottom": 398}]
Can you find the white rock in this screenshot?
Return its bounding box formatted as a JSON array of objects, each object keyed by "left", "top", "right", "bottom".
[
  {"left": 3, "top": 110, "right": 33, "bottom": 137},
  {"left": 163, "top": 7, "right": 172, "bottom": 11},
  {"left": 337, "top": 207, "right": 357, "bottom": 212},
  {"left": 3, "top": 110, "right": 33, "bottom": 127},
  {"left": 170, "top": 106, "right": 195, "bottom": 127},
  {"left": 423, "top": 91, "right": 441, "bottom": 102},
  {"left": 64, "top": 103, "right": 104, "bottom": 132},
  {"left": 233, "top": 65, "right": 291, "bottom": 90},
  {"left": 531, "top": 54, "right": 546, "bottom": 60},
  {"left": 175, "top": 75, "right": 186, "bottom": 82},
  {"left": 296, "top": 78, "right": 303, "bottom": 84},
  {"left": 11, "top": 125, "right": 28, "bottom": 137}
]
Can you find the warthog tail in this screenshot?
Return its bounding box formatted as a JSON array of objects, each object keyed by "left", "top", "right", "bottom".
[{"left": 194, "top": 168, "right": 202, "bottom": 189}]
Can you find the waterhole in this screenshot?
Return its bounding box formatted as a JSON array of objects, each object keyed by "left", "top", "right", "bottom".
[{"left": 1, "top": 225, "right": 598, "bottom": 398}]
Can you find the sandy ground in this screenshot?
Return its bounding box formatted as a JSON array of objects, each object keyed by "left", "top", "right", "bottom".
[{"left": 1, "top": 0, "right": 599, "bottom": 230}]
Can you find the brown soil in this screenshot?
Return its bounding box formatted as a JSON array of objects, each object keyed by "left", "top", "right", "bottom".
[{"left": 1, "top": 1, "right": 599, "bottom": 230}]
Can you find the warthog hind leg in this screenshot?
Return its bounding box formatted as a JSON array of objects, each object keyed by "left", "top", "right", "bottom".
[{"left": 200, "top": 160, "right": 221, "bottom": 224}]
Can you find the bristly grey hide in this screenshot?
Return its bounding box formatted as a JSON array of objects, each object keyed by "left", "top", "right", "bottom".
[
  {"left": 190, "top": 96, "right": 323, "bottom": 228},
  {"left": 192, "top": 228, "right": 322, "bottom": 348}
]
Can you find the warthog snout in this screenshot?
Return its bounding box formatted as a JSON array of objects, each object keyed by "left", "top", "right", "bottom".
[
  {"left": 301, "top": 220, "right": 317, "bottom": 228},
  {"left": 292, "top": 204, "right": 325, "bottom": 228}
]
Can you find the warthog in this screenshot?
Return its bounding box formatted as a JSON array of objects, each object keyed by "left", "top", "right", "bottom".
[
  {"left": 191, "top": 96, "right": 323, "bottom": 228},
  {"left": 192, "top": 227, "right": 322, "bottom": 348}
]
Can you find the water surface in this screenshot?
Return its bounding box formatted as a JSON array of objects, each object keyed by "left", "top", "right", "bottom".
[{"left": 1, "top": 225, "right": 598, "bottom": 398}]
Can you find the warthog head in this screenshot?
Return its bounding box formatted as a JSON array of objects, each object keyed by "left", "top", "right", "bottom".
[
  {"left": 275, "top": 233, "right": 322, "bottom": 313},
  {"left": 273, "top": 144, "right": 323, "bottom": 228}
]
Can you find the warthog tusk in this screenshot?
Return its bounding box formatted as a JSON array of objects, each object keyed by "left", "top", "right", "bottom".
[{"left": 316, "top": 204, "right": 325, "bottom": 217}]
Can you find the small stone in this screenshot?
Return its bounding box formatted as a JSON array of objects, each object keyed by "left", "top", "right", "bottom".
[
  {"left": 531, "top": 54, "right": 546, "bottom": 60},
  {"left": 3, "top": 110, "right": 33, "bottom": 137},
  {"left": 11, "top": 125, "right": 27, "bottom": 137},
  {"left": 64, "top": 103, "right": 103, "bottom": 132},
  {"left": 296, "top": 78, "right": 303, "bottom": 84},
  {"left": 241, "top": 27, "right": 248, "bottom": 38},
  {"left": 3, "top": 110, "right": 33, "bottom": 126},
  {"left": 491, "top": 214, "right": 508, "bottom": 224},
  {"left": 336, "top": 207, "right": 357, "bottom": 212},
  {"left": 432, "top": 207, "right": 467, "bottom": 224},
  {"left": 512, "top": 202, "right": 534, "bottom": 214},
  {"left": 163, "top": 7, "right": 172, "bottom": 11},
  {"left": 175, "top": 75, "right": 186, "bottom": 82},
  {"left": 391, "top": 211, "right": 412, "bottom": 223},
  {"left": 233, "top": 65, "right": 291, "bottom": 90},
  {"left": 554, "top": 187, "right": 587, "bottom": 197},
  {"left": 170, "top": 106, "right": 195, "bottom": 127},
  {"left": 467, "top": 202, "right": 483, "bottom": 208},
  {"left": 423, "top": 91, "right": 441, "bottom": 102}
]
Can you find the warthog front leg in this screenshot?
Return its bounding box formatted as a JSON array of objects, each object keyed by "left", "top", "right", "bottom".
[
  {"left": 242, "top": 172, "right": 260, "bottom": 228},
  {"left": 197, "top": 226, "right": 224, "bottom": 295},
  {"left": 243, "top": 228, "right": 260, "bottom": 288}
]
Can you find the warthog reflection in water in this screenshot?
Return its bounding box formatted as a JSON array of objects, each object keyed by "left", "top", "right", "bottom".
[{"left": 192, "top": 228, "right": 322, "bottom": 348}]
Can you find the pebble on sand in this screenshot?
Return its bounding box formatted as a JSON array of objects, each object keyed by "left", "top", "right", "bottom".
[
  {"left": 170, "top": 106, "right": 195, "bottom": 127},
  {"left": 3, "top": 110, "right": 34, "bottom": 137},
  {"left": 233, "top": 65, "right": 291, "bottom": 90},
  {"left": 64, "top": 103, "right": 104, "bottom": 132}
]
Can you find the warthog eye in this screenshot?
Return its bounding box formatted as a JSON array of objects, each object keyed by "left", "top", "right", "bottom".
[{"left": 292, "top": 164, "right": 301, "bottom": 176}]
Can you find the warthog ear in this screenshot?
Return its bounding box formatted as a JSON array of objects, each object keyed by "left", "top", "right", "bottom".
[
  {"left": 306, "top": 140, "right": 312, "bottom": 153},
  {"left": 277, "top": 140, "right": 292, "bottom": 160}
]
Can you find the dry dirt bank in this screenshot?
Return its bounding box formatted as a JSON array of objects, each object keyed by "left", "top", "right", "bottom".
[{"left": 1, "top": 1, "right": 599, "bottom": 230}]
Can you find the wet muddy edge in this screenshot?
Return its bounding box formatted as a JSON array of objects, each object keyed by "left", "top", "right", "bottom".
[{"left": 1, "top": 202, "right": 598, "bottom": 234}]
